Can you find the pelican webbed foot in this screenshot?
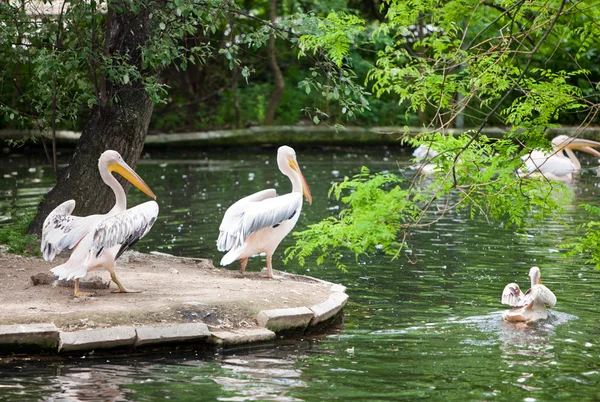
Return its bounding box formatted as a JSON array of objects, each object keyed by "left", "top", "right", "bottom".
[
  {"left": 259, "top": 267, "right": 284, "bottom": 280},
  {"left": 110, "top": 273, "right": 142, "bottom": 293}
]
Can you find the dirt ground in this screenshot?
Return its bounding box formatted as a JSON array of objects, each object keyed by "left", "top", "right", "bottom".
[{"left": 0, "top": 249, "right": 334, "bottom": 332}]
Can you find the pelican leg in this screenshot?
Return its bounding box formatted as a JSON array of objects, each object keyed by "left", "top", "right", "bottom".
[
  {"left": 105, "top": 256, "right": 141, "bottom": 293},
  {"left": 240, "top": 258, "right": 249, "bottom": 274},
  {"left": 261, "top": 254, "right": 283, "bottom": 280},
  {"left": 265, "top": 254, "right": 274, "bottom": 279},
  {"left": 73, "top": 278, "right": 92, "bottom": 298},
  {"left": 110, "top": 272, "right": 141, "bottom": 293}
]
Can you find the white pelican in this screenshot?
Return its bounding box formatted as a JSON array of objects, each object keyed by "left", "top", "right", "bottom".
[
  {"left": 501, "top": 266, "right": 557, "bottom": 322},
  {"left": 411, "top": 144, "right": 439, "bottom": 175},
  {"left": 521, "top": 135, "right": 600, "bottom": 181},
  {"left": 41, "top": 150, "right": 159, "bottom": 297},
  {"left": 217, "top": 145, "right": 312, "bottom": 278}
]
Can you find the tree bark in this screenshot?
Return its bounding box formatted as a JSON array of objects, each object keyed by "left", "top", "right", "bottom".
[
  {"left": 264, "top": 0, "right": 284, "bottom": 125},
  {"left": 232, "top": 60, "right": 242, "bottom": 128},
  {"left": 27, "top": 3, "right": 154, "bottom": 235},
  {"left": 417, "top": 12, "right": 427, "bottom": 126}
]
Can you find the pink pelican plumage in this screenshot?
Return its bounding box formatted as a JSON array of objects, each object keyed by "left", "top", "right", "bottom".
[{"left": 217, "top": 146, "right": 312, "bottom": 278}]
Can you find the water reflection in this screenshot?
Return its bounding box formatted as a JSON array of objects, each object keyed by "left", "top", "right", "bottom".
[
  {"left": 214, "top": 357, "right": 306, "bottom": 401},
  {"left": 50, "top": 364, "right": 137, "bottom": 401},
  {"left": 2, "top": 146, "right": 600, "bottom": 400}
]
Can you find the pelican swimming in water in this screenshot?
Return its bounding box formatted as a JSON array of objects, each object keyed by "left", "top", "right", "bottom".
[
  {"left": 521, "top": 135, "right": 600, "bottom": 181},
  {"left": 411, "top": 144, "right": 439, "bottom": 175},
  {"left": 217, "top": 145, "right": 312, "bottom": 278},
  {"left": 41, "top": 150, "right": 159, "bottom": 297},
  {"left": 501, "top": 266, "right": 557, "bottom": 322}
]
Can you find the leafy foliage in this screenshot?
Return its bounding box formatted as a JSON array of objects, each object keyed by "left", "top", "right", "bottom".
[
  {"left": 298, "top": 12, "right": 365, "bottom": 68},
  {"left": 288, "top": 133, "right": 572, "bottom": 269},
  {"left": 2, "top": 0, "right": 599, "bottom": 269},
  {"left": 283, "top": 0, "right": 600, "bottom": 270},
  {"left": 286, "top": 167, "right": 425, "bottom": 270},
  {"left": 0, "top": 210, "right": 40, "bottom": 256},
  {"left": 562, "top": 204, "right": 600, "bottom": 269}
]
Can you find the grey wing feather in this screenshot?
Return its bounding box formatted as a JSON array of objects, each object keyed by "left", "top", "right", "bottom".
[
  {"left": 217, "top": 190, "right": 301, "bottom": 252},
  {"left": 41, "top": 200, "right": 92, "bottom": 261},
  {"left": 241, "top": 193, "right": 301, "bottom": 239},
  {"left": 501, "top": 283, "right": 527, "bottom": 307},
  {"left": 89, "top": 201, "right": 159, "bottom": 261},
  {"left": 217, "top": 189, "right": 277, "bottom": 252}
]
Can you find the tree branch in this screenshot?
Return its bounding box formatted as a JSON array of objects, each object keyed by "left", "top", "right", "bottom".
[{"left": 451, "top": 0, "right": 568, "bottom": 186}]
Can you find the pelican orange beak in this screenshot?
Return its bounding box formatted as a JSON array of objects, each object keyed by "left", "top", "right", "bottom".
[
  {"left": 288, "top": 157, "right": 312, "bottom": 205},
  {"left": 109, "top": 161, "right": 157, "bottom": 200},
  {"left": 560, "top": 138, "right": 600, "bottom": 157}
]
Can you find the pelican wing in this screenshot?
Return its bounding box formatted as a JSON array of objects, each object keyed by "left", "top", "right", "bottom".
[
  {"left": 218, "top": 190, "right": 301, "bottom": 252},
  {"left": 41, "top": 200, "right": 97, "bottom": 261},
  {"left": 501, "top": 283, "right": 527, "bottom": 307},
  {"left": 530, "top": 284, "right": 557, "bottom": 307},
  {"left": 522, "top": 151, "right": 576, "bottom": 176},
  {"left": 412, "top": 145, "right": 438, "bottom": 161},
  {"left": 241, "top": 193, "right": 301, "bottom": 236},
  {"left": 88, "top": 200, "right": 159, "bottom": 261},
  {"left": 217, "top": 189, "right": 277, "bottom": 251}
]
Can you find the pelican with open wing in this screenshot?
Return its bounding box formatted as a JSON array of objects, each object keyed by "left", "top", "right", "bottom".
[
  {"left": 42, "top": 150, "right": 159, "bottom": 297},
  {"left": 501, "top": 266, "right": 557, "bottom": 322},
  {"left": 217, "top": 145, "right": 312, "bottom": 278}
]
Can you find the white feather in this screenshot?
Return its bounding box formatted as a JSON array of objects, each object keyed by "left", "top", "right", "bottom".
[
  {"left": 217, "top": 189, "right": 277, "bottom": 252},
  {"left": 87, "top": 200, "right": 159, "bottom": 263},
  {"left": 41, "top": 200, "right": 101, "bottom": 261}
]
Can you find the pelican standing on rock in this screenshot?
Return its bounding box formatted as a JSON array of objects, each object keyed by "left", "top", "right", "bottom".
[
  {"left": 42, "top": 150, "right": 159, "bottom": 297},
  {"left": 501, "top": 266, "right": 557, "bottom": 322},
  {"left": 217, "top": 145, "right": 312, "bottom": 278},
  {"left": 522, "top": 135, "right": 600, "bottom": 181}
]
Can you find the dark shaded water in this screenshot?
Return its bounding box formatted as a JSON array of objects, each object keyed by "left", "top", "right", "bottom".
[{"left": 2, "top": 145, "right": 600, "bottom": 400}]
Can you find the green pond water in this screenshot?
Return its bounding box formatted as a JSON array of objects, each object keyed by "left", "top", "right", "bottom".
[{"left": 1, "top": 145, "right": 600, "bottom": 401}]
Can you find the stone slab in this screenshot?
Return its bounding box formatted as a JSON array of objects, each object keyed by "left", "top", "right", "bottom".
[
  {"left": 256, "top": 306, "right": 315, "bottom": 332},
  {"left": 135, "top": 323, "right": 211, "bottom": 346},
  {"left": 59, "top": 326, "right": 136, "bottom": 352},
  {"left": 310, "top": 292, "right": 349, "bottom": 325},
  {"left": 210, "top": 328, "right": 276, "bottom": 345},
  {"left": 330, "top": 283, "right": 347, "bottom": 293},
  {"left": 0, "top": 323, "right": 59, "bottom": 351}
]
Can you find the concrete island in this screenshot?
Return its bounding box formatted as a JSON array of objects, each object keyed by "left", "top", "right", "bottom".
[{"left": 0, "top": 250, "right": 348, "bottom": 355}]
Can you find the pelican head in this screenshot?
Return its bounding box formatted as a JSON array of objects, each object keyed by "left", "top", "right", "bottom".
[
  {"left": 99, "top": 150, "right": 157, "bottom": 200},
  {"left": 528, "top": 266, "right": 542, "bottom": 286},
  {"left": 277, "top": 145, "right": 312, "bottom": 205},
  {"left": 552, "top": 135, "right": 600, "bottom": 157}
]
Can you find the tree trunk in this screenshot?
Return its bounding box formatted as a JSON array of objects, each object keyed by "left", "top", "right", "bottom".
[
  {"left": 417, "top": 12, "right": 427, "bottom": 126},
  {"left": 27, "top": 4, "right": 154, "bottom": 235},
  {"left": 264, "top": 0, "right": 284, "bottom": 125},
  {"left": 232, "top": 60, "right": 242, "bottom": 128}
]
